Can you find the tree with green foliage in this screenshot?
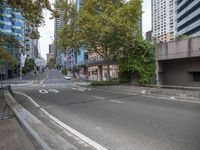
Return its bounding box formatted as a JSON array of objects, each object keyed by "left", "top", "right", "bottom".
[
  {"left": 0, "top": 0, "right": 59, "bottom": 39},
  {"left": 57, "top": 0, "right": 142, "bottom": 80},
  {"left": 118, "top": 39, "right": 156, "bottom": 84},
  {"left": 0, "top": 32, "right": 20, "bottom": 66},
  {"left": 61, "top": 67, "right": 68, "bottom": 75},
  {"left": 22, "top": 58, "right": 35, "bottom": 74},
  {"left": 56, "top": 0, "right": 79, "bottom": 50}
]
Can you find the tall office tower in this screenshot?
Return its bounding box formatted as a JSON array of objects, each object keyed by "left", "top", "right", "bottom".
[
  {"left": 54, "top": 0, "right": 66, "bottom": 65},
  {"left": 152, "top": 0, "right": 176, "bottom": 42},
  {"left": 49, "top": 44, "right": 54, "bottom": 54},
  {"left": 176, "top": 0, "right": 200, "bottom": 37},
  {"left": 24, "top": 23, "right": 39, "bottom": 59},
  {"left": 0, "top": 6, "right": 24, "bottom": 59},
  {"left": 0, "top": 7, "right": 24, "bottom": 44},
  {"left": 54, "top": 16, "right": 62, "bottom": 63}
]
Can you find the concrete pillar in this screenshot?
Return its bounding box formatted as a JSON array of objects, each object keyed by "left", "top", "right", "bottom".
[{"left": 98, "top": 65, "right": 103, "bottom": 81}]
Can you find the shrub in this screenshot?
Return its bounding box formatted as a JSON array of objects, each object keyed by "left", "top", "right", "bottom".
[
  {"left": 61, "top": 68, "right": 68, "bottom": 75},
  {"left": 91, "top": 80, "right": 119, "bottom": 86}
]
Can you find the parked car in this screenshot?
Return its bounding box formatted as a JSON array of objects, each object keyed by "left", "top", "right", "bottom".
[{"left": 64, "top": 75, "right": 71, "bottom": 80}]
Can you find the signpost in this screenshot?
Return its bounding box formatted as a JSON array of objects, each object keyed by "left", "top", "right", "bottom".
[{"left": 0, "top": 66, "right": 5, "bottom": 87}]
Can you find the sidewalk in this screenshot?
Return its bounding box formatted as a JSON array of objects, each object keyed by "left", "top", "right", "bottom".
[
  {"left": 0, "top": 89, "right": 37, "bottom": 150},
  {"left": 2, "top": 71, "right": 47, "bottom": 86},
  {"left": 0, "top": 118, "right": 38, "bottom": 150}
]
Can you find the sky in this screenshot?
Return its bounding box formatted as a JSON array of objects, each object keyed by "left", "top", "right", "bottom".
[{"left": 38, "top": 0, "right": 152, "bottom": 60}]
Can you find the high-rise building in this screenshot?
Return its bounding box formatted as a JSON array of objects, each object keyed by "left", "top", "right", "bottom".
[
  {"left": 24, "top": 23, "right": 39, "bottom": 59},
  {"left": 0, "top": 7, "right": 24, "bottom": 44},
  {"left": 152, "top": 0, "right": 176, "bottom": 42},
  {"left": 176, "top": 0, "right": 200, "bottom": 37},
  {"left": 49, "top": 44, "right": 54, "bottom": 54},
  {"left": 54, "top": 0, "right": 64, "bottom": 65},
  {"left": 146, "top": 30, "right": 153, "bottom": 41},
  {"left": 0, "top": 5, "right": 24, "bottom": 79}
]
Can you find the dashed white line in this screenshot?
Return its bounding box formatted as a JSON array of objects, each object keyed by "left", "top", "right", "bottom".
[
  {"left": 94, "top": 96, "right": 105, "bottom": 100},
  {"left": 72, "top": 87, "right": 85, "bottom": 91},
  {"left": 93, "top": 88, "right": 200, "bottom": 104},
  {"left": 109, "top": 99, "right": 124, "bottom": 104},
  {"left": 14, "top": 91, "right": 40, "bottom": 107},
  {"left": 40, "top": 78, "right": 47, "bottom": 85},
  {"left": 40, "top": 108, "right": 108, "bottom": 150}
]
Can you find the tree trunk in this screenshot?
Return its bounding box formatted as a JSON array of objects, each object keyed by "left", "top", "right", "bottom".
[{"left": 106, "top": 62, "right": 110, "bottom": 81}]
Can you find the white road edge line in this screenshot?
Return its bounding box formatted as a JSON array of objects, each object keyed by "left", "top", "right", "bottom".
[
  {"left": 109, "top": 99, "right": 124, "bottom": 104},
  {"left": 14, "top": 91, "right": 40, "bottom": 107},
  {"left": 40, "top": 108, "right": 108, "bottom": 150}
]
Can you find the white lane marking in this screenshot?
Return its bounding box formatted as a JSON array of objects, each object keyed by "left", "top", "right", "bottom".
[
  {"left": 48, "top": 89, "right": 59, "bottom": 93},
  {"left": 93, "top": 88, "right": 200, "bottom": 104},
  {"left": 109, "top": 99, "right": 124, "bottom": 104},
  {"left": 14, "top": 91, "right": 40, "bottom": 107},
  {"left": 72, "top": 83, "right": 91, "bottom": 91},
  {"left": 39, "top": 89, "right": 48, "bottom": 94},
  {"left": 40, "top": 78, "right": 47, "bottom": 85},
  {"left": 92, "top": 88, "right": 138, "bottom": 96},
  {"left": 145, "top": 95, "right": 200, "bottom": 104},
  {"left": 94, "top": 96, "right": 105, "bottom": 100},
  {"left": 72, "top": 87, "right": 85, "bottom": 91},
  {"left": 40, "top": 108, "right": 108, "bottom": 150},
  {"left": 93, "top": 126, "right": 102, "bottom": 130}
]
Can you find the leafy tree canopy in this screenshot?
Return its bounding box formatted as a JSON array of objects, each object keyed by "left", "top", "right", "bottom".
[
  {"left": 57, "top": 0, "right": 143, "bottom": 80},
  {"left": 118, "top": 39, "right": 156, "bottom": 84},
  {"left": 0, "top": 32, "right": 20, "bottom": 66},
  {"left": 0, "top": 0, "right": 58, "bottom": 28}
]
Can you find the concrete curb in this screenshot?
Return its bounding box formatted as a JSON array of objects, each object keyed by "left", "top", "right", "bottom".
[
  {"left": 75, "top": 83, "right": 200, "bottom": 103},
  {"left": 4, "top": 91, "right": 78, "bottom": 150}
]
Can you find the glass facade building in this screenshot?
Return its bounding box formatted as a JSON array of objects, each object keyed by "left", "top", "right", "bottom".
[
  {"left": 75, "top": 0, "right": 87, "bottom": 66},
  {"left": 0, "top": 7, "right": 24, "bottom": 43},
  {"left": 176, "top": 0, "right": 200, "bottom": 37},
  {"left": 0, "top": 5, "right": 24, "bottom": 79}
]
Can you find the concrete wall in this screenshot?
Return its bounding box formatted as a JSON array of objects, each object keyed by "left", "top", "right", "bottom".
[
  {"left": 159, "top": 57, "right": 200, "bottom": 87},
  {"left": 94, "top": 85, "right": 200, "bottom": 101},
  {"left": 158, "top": 36, "right": 200, "bottom": 60}
]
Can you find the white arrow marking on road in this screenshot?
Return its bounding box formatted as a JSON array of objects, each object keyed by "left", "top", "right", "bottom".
[
  {"left": 39, "top": 89, "right": 48, "bottom": 94},
  {"left": 48, "top": 89, "right": 59, "bottom": 93}
]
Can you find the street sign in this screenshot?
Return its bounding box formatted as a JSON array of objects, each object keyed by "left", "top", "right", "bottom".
[{"left": 0, "top": 66, "right": 5, "bottom": 75}]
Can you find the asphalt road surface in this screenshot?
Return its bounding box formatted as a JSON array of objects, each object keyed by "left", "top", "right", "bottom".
[{"left": 13, "top": 69, "right": 200, "bottom": 150}]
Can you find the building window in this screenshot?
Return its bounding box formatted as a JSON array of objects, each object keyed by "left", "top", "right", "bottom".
[{"left": 192, "top": 72, "right": 200, "bottom": 82}]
